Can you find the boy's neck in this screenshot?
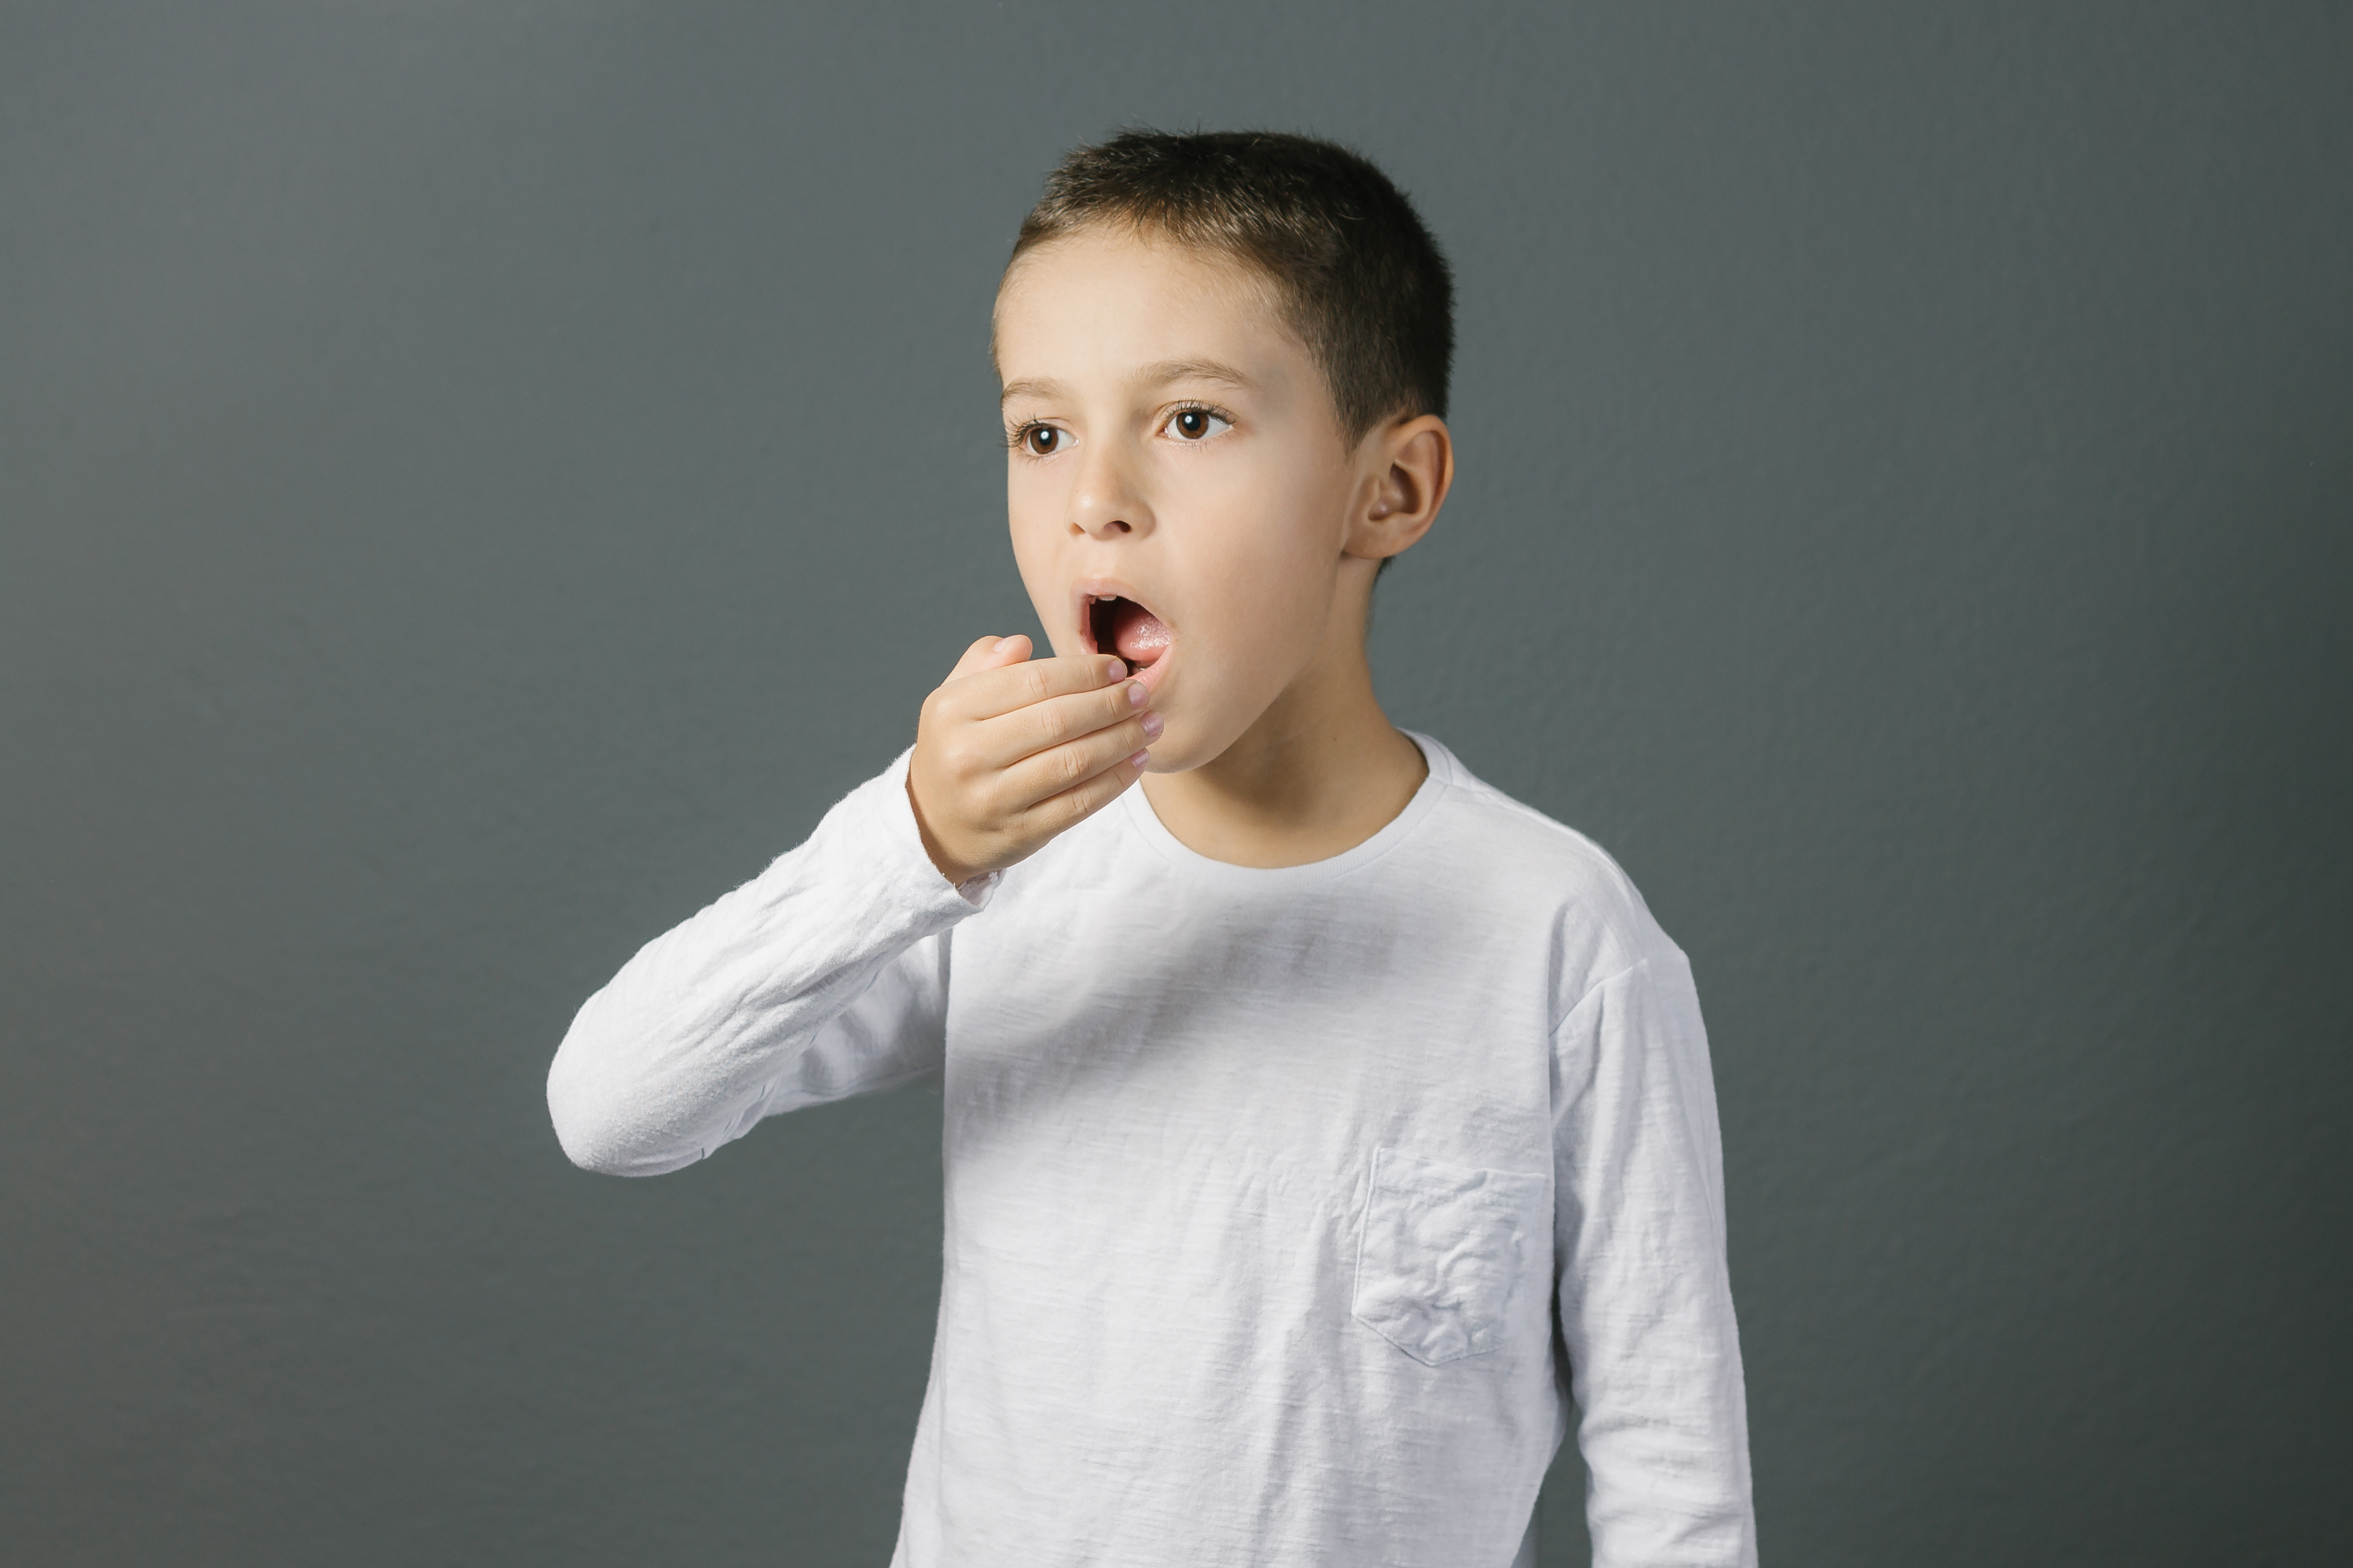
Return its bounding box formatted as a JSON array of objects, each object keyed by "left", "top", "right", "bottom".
[{"left": 1140, "top": 577, "right": 1427, "bottom": 869}]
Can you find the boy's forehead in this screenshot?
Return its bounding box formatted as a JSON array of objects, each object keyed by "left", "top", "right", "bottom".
[{"left": 994, "top": 228, "right": 1294, "bottom": 386}]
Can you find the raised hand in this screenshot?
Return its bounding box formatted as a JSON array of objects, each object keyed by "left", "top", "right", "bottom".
[{"left": 906, "top": 634, "right": 1159, "bottom": 886}]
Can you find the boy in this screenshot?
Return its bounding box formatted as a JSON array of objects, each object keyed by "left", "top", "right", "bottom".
[{"left": 549, "top": 131, "right": 1755, "bottom": 1567}]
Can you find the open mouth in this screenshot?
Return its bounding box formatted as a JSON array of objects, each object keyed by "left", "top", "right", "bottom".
[{"left": 1085, "top": 593, "right": 1173, "bottom": 683}]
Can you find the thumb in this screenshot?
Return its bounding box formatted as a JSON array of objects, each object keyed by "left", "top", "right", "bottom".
[{"left": 944, "top": 633, "right": 1031, "bottom": 683}]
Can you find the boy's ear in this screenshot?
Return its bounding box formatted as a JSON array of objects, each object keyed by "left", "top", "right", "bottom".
[{"left": 1345, "top": 414, "right": 1453, "bottom": 563}]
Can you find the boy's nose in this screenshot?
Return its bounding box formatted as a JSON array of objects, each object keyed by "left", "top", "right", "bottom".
[
  {"left": 1070, "top": 455, "right": 1151, "bottom": 539},
  {"left": 1072, "top": 492, "right": 1146, "bottom": 538}
]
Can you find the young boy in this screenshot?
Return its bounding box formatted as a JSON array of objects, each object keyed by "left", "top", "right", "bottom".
[{"left": 548, "top": 131, "right": 1755, "bottom": 1567}]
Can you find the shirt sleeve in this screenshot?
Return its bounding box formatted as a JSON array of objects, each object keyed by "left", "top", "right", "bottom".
[
  {"left": 546, "top": 749, "right": 993, "bottom": 1177},
  {"left": 1551, "top": 951, "right": 1758, "bottom": 1567}
]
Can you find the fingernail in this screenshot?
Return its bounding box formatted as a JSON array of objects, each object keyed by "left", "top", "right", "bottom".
[
  {"left": 1129, "top": 750, "right": 1151, "bottom": 769},
  {"left": 1104, "top": 658, "right": 1127, "bottom": 680},
  {"left": 1140, "top": 711, "right": 1164, "bottom": 740},
  {"left": 1125, "top": 680, "right": 1149, "bottom": 709}
]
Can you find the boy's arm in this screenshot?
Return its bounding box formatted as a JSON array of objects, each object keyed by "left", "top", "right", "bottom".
[
  {"left": 546, "top": 635, "right": 1157, "bottom": 1177},
  {"left": 545, "top": 750, "right": 975, "bottom": 1176},
  {"left": 1552, "top": 950, "right": 1758, "bottom": 1568}
]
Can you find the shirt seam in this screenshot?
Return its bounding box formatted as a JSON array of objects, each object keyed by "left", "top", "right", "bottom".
[
  {"left": 1117, "top": 751, "right": 1456, "bottom": 887},
  {"left": 1546, "top": 955, "right": 1652, "bottom": 1043}
]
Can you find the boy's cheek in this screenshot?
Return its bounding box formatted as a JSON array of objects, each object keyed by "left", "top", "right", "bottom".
[{"left": 1005, "top": 530, "right": 1071, "bottom": 651}]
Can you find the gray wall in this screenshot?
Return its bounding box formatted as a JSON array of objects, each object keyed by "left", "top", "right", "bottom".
[{"left": 4, "top": 4, "right": 2346, "bottom": 1563}]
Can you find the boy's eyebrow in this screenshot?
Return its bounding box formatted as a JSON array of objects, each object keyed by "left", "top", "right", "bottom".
[
  {"left": 999, "top": 376, "right": 1073, "bottom": 407},
  {"left": 998, "top": 359, "right": 1258, "bottom": 406},
  {"left": 1131, "top": 358, "right": 1256, "bottom": 393}
]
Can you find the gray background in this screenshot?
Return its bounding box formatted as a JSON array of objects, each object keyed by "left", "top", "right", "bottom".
[{"left": 4, "top": 3, "right": 2346, "bottom": 1563}]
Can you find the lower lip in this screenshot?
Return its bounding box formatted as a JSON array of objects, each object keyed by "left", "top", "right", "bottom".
[{"left": 1127, "top": 646, "right": 1172, "bottom": 694}]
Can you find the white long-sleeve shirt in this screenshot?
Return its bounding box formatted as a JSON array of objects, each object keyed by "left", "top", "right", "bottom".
[{"left": 547, "top": 734, "right": 1756, "bottom": 1567}]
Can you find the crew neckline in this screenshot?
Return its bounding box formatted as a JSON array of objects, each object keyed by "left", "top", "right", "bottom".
[{"left": 1118, "top": 730, "right": 1457, "bottom": 889}]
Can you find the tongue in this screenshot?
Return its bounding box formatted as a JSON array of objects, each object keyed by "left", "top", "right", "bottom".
[{"left": 1109, "top": 600, "right": 1170, "bottom": 665}]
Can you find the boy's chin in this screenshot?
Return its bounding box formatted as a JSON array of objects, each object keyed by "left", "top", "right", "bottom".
[
  {"left": 1140, "top": 703, "right": 1262, "bottom": 776},
  {"left": 1135, "top": 734, "right": 1193, "bottom": 775},
  {"left": 1134, "top": 713, "right": 1211, "bottom": 775}
]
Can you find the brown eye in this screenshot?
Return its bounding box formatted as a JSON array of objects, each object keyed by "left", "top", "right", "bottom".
[
  {"left": 1164, "top": 407, "right": 1230, "bottom": 442},
  {"left": 1024, "top": 425, "right": 1063, "bottom": 456}
]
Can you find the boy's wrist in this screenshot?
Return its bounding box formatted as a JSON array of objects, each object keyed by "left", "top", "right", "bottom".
[{"left": 906, "top": 771, "right": 988, "bottom": 888}]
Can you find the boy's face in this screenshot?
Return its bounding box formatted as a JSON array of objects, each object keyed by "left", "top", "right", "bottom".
[{"left": 994, "top": 227, "right": 1378, "bottom": 773}]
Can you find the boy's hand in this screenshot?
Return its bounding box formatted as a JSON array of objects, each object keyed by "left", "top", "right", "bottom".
[{"left": 908, "top": 634, "right": 1158, "bottom": 887}]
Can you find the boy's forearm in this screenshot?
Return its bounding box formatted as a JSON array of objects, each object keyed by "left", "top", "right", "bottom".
[
  {"left": 545, "top": 753, "right": 978, "bottom": 1175},
  {"left": 1555, "top": 955, "right": 1758, "bottom": 1567}
]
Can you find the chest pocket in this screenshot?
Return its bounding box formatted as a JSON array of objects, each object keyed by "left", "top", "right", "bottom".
[{"left": 1352, "top": 1147, "right": 1550, "bottom": 1367}]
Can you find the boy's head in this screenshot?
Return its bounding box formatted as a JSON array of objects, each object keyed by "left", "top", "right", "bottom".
[{"left": 993, "top": 130, "right": 1457, "bottom": 773}]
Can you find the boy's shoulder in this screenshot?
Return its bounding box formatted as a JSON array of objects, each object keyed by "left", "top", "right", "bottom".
[{"left": 1409, "top": 733, "right": 1684, "bottom": 976}]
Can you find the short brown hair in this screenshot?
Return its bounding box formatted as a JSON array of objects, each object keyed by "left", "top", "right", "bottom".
[{"left": 1005, "top": 130, "right": 1454, "bottom": 443}]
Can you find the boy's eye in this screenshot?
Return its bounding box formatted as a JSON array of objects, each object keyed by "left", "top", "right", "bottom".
[
  {"left": 1022, "top": 425, "right": 1066, "bottom": 456},
  {"left": 1163, "top": 407, "right": 1232, "bottom": 442}
]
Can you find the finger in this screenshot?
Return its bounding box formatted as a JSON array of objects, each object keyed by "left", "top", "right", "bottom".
[
  {"left": 948, "top": 651, "right": 1130, "bottom": 723},
  {"left": 969, "top": 676, "right": 1152, "bottom": 770},
  {"left": 1016, "top": 744, "right": 1150, "bottom": 835},
  {"left": 994, "top": 709, "right": 1159, "bottom": 812},
  {"left": 944, "top": 634, "right": 1031, "bottom": 685}
]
